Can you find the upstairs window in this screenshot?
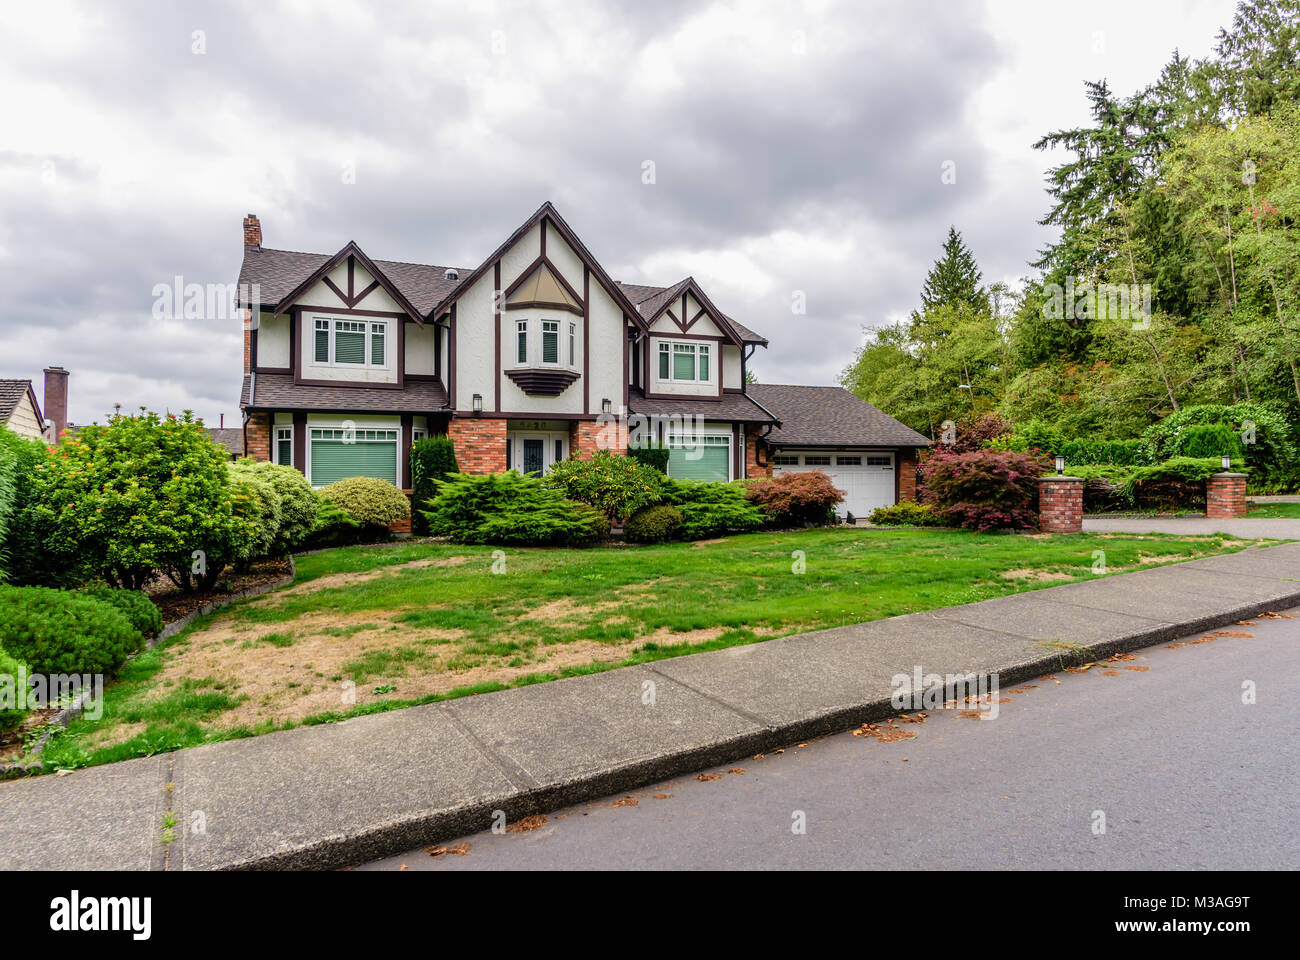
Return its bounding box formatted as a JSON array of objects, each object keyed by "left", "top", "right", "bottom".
[
  {"left": 657, "top": 341, "right": 711, "bottom": 381},
  {"left": 541, "top": 321, "right": 559, "bottom": 364},
  {"left": 275, "top": 426, "right": 292, "bottom": 466},
  {"left": 516, "top": 321, "right": 527, "bottom": 363},
  {"left": 311, "top": 316, "right": 388, "bottom": 368},
  {"left": 568, "top": 322, "right": 576, "bottom": 366}
]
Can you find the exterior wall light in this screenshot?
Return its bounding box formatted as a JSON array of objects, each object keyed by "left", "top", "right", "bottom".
[{"left": 472, "top": 393, "right": 483, "bottom": 414}]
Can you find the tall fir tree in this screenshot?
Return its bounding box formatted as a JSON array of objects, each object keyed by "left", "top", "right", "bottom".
[{"left": 918, "top": 226, "right": 988, "bottom": 314}]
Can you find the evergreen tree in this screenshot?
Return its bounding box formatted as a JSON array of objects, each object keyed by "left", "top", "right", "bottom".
[{"left": 918, "top": 227, "right": 988, "bottom": 314}]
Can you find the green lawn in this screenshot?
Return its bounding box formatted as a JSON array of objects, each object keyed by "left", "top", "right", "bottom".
[
  {"left": 1247, "top": 501, "right": 1300, "bottom": 518},
  {"left": 38, "top": 526, "right": 1272, "bottom": 771}
]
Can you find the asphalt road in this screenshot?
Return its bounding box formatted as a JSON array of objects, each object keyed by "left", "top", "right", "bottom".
[{"left": 361, "top": 606, "right": 1300, "bottom": 871}]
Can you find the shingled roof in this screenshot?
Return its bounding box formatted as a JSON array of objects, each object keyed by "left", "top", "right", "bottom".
[
  {"left": 627, "top": 387, "right": 777, "bottom": 424},
  {"left": 747, "top": 384, "right": 931, "bottom": 448},
  {"left": 241, "top": 373, "right": 448, "bottom": 413},
  {"left": 0, "top": 379, "right": 39, "bottom": 423},
  {"left": 616, "top": 280, "right": 768, "bottom": 346}
]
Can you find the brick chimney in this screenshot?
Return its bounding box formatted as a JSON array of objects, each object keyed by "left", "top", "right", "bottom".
[
  {"left": 243, "top": 213, "right": 262, "bottom": 247},
  {"left": 43, "top": 366, "right": 69, "bottom": 444}
]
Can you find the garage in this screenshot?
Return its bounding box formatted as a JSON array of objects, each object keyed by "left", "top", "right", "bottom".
[{"left": 772, "top": 450, "right": 896, "bottom": 517}]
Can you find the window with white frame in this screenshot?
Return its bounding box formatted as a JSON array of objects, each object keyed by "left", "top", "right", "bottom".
[
  {"left": 657, "top": 341, "right": 710, "bottom": 381},
  {"left": 773, "top": 454, "right": 799, "bottom": 466},
  {"left": 541, "top": 321, "right": 559, "bottom": 364},
  {"left": 275, "top": 426, "right": 292, "bottom": 466},
  {"left": 311, "top": 316, "right": 388, "bottom": 367},
  {"left": 516, "top": 320, "right": 527, "bottom": 363},
  {"left": 568, "top": 322, "right": 576, "bottom": 366},
  {"left": 803, "top": 454, "right": 831, "bottom": 466}
]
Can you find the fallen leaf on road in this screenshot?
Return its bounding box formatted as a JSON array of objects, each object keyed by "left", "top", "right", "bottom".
[
  {"left": 1261, "top": 611, "right": 1295, "bottom": 619},
  {"left": 1166, "top": 642, "right": 1186, "bottom": 649},
  {"left": 853, "top": 722, "right": 918, "bottom": 741},
  {"left": 426, "top": 841, "right": 471, "bottom": 857},
  {"left": 728, "top": 768, "right": 746, "bottom": 775},
  {"left": 696, "top": 773, "right": 725, "bottom": 782},
  {"left": 612, "top": 796, "right": 639, "bottom": 808},
  {"left": 1106, "top": 653, "right": 1137, "bottom": 662},
  {"left": 752, "top": 754, "right": 765, "bottom": 760},
  {"left": 505, "top": 815, "right": 547, "bottom": 834},
  {"left": 1011, "top": 685, "right": 1038, "bottom": 693},
  {"left": 1124, "top": 665, "right": 1150, "bottom": 672},
  {"left": 958, "top": 710, "right": 984, "bottom": 719},
  {"left": 1215, "top": 631, "right": 1255, "bottom": 638},
  {"left": 1237, "top": 620, "right": 1258, "bottom": 626},
  {"left": 653, "top": 793, "right": 672, "bottom": 800}
]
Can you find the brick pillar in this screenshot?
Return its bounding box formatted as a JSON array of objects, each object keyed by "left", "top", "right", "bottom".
[
  {"left": 1038, "top": 476, "right": 1084, "bottom": 533},
  {"left": 1206, "top": 472, "right": 1248, "bottom": 519},
  {"left": 745, "top": 431, "right": 772, "bottom": 478},
  {"left": 897, "top": 448, "right": 918, "bottom": 502},
  {"left": 448, "top": 417, "right": 507, "bottom": 474},
  {"left": 245, "top": 412, "right": 272, "bottom": 460},
  {"left": 570, "top": 419, "right": 627, "bottom": 459}
]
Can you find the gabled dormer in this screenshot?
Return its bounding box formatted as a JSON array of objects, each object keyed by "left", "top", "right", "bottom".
[{"left": 633, "top": 276, "right": 748, "bottom": 400}]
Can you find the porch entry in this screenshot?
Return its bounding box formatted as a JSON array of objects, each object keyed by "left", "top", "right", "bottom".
[{"left": 506, "top": 425, "right": 569, "bottom": 476}]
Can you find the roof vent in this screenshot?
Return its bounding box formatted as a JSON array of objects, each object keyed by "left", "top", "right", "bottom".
[{"left": 445, "top": 268, "right": 459, "bottom": 281}]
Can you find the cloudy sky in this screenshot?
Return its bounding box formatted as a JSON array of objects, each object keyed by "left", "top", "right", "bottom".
[{"left": 0, "top": 0, "right": 1239, "bottom": 427}]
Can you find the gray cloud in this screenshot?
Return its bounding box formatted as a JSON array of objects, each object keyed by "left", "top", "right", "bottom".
[{"left": 0, "top": 0, "right": 1016, "bottom": 424}]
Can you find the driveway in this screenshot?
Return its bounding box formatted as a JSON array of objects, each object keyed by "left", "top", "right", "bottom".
[{"left": 1084, "top": 516, "right": 1300, "bottom": 538}]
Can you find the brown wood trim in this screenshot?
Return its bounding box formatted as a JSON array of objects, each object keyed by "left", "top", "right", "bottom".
[
  {"left": 622, "top": 320, "right": 630, "bottom": 412},
  {"left": 404, "top": 374, "right": 443, "bottom": 382},
  {"left": 322, "top": 275, "right": 348, "bottom": 305},
  {"left": 348, "top": 257, "right": 354, "bottom": 298},
  {"left": 447, "top": 302, "right": 457, "bottom": 409},
  {"left": 641, "top": 389, "right": 725, "bottom": 402},
  {"left": 503, "top": 299, "right": 584, "bottom": 316},
  {"left": 733, "top": 422, "right": 741, "bottom": 479},
  {"left": 582, "top": 266, "right": 590, "bottom": 413},
  {"left": 292, "top": 377, "right": 405, "bottom": 390},
  {"left": 452, "top": 410, "right": 601, "bottom": 422},
  {"left": 501, "top": 253, "right": 586, "bottom": 308},
  {"left": 401, "top": 413, "right": 413, "bottom": 488},
  {"left": 292, "top": 412, "right": 306, "bottom": 475},
  {"left": 291, "top": 306, "right": 301, "bottom": 381},
  {"left": 254, "top": 366, "right": 293, "bottom": 376},
  {"left": 294, "top": 304, "right": 408, "bottom": 319},
  {"left": 493, "top": 261, "right": 501, "bottom": 413},
  {"left": 352, "top": 279, "right": 381, "bottom": 306},
  {"left": 540, "top": 216, "right": 547, "bottom": 257},
  {"left": 273, "top": 241, "right": 424, "bottom": 324},
  {"left": 249, "top": 329, "right": 259, "bottom": 370},
  {"left": 504, "top": 368, "right": 581, "bottom": 397}
]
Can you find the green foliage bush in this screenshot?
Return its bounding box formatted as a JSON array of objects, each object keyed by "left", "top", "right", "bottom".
[
  {"left": 411, "top": 435, "right": 459, "bottom": 535},
  {"left": 0, "top": 646, "right": 29, "bottom": 732},
  {"left": 1120, "top": 457, "right": 1240, "bottom": 509},
  {"left": 79, "top": 585, "right": 163, "bottom": 640},
  {"left": 543, "top": 451, "right": 666, "bottom": 522},
  {"left": 301, "top": 497, "right": 365, "bottom": 550},
  {"left": 0, "top": 585, "right": 142, "bottom": 676},
  {"left": 0, "top": 428, "right": 59, "bottom": 587},
  {"left": 229, "top": 459, "right": 319, "bottom": 556},
  {"left": 29, "top": 411, "right": 258, "bottom": 592},
  {"left": 422, "top": 472, "right": 610, "bottom": 545},
  {"left": 919, "top": 448, "right": 1049, "bottom": 531},
  {"left": 660, "top": 479, "right": 765, "bottom": 540},
  {"left": 623, "top": 504, "right": 684, "bottom": 543},
  {"left": 1142, "top": 403, "right": 1297, "bottom": 488},
  {"left": 318, "top": 476, "right": 411, "bottom": 529},
  {"left": 1168, "top": 423, "right": 1244, "bottom": 461},
  {"left": 867, "top": 501, "right": 944, "bottom": 526},
  {"left": 744, "top": 470, "right": 844, "bottom": 527},
  {"left": 628, "top": 443, "right": 671, "bottom": 474}
]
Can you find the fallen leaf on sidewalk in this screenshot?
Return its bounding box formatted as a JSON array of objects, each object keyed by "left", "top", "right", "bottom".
[
  {"left": 696, "top": 773, "right": 725, "bottom": 782},
  {"left": 505, "top": 815, "right": 547, "bottom": 833}
]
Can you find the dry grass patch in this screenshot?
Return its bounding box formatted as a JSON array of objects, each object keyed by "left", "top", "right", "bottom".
[{"left": 999, "top": 568, "right": 1075, "bottom": 582}]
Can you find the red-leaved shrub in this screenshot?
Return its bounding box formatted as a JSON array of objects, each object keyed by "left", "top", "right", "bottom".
[
  {"left": 919, "top": 448, "right": 1048, "bottom": 531},
  {"left": 745, "top": 470, "right": 845, "bottom": 527}
]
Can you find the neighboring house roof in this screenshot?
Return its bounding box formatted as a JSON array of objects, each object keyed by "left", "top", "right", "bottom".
[
  {"left": 205, "top": 427, "right": 243, "bottom": 457},
  {"left": 747, "top": 384, "right": 931, "bottom": 448},
  {"left": 0, "top": 379, "right": 40, "bottom": 424},
  {"left": 242, "top": 373, "right": 449, "bottom": 413},
  {"left": 239, "top": 246, "right": 466, "bottom": 317},
  {"left": 627, "top": 387, "right": 777, "bottom": 425}
]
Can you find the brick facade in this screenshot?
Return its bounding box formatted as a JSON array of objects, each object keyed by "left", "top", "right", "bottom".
[
  {"left": 570, "top": 419, "right": 628, "bottom": 458},
  {"left": 448, "top": 417, "right": 508, "bottom": 474},
  {"left": 744, "top": 432, "right": 773, "bottom": 478},
  {"left": 897, "top": 448, "right": 918, "bottom": 502},
  {"left": 245, "top": 411, "right": 272, "bottom": 460},
  {"left": 1038, "top": 476, "right": 1084, "bottom": 534},
  {"left": 1206, "top": 472, "right": 1248, "bottom": 519}
]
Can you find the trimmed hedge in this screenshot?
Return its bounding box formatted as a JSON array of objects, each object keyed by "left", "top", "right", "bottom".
[
  {"left": 660, "top": 479, "right": 765, "bottom": 540},
  {"left": 0, "top": 585, "right": 143, "bottom": 676},
  {"left": 628, "top": 444, "right": 671, "bottom": 474},
  {"left": 318, "top": 477, "right": 411, "bottom": 529},
  {"left": 411, "top": 435, "right": 459, "bottom": 535},
  {"left": 867, "top": 501, "right": 943, "bottom": 527},
  {"left": 1142, "top": 402, "right": 1297, "bottom": 489},
  {"left": 80, "top": 585, "right": 163, "bottom": 640},
  {"left": 229, "top": 459, "right": 319, "bottom": 557},
  {"left": 624, "top": 504, "right": 684, "bottom": 543},
  {"left": 422, "top": 472, "right": 610, "bottom": 545}
]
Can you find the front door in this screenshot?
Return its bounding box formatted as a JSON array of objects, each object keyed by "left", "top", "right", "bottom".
[{"left": 522, "top": 438, "right": 545, "bottom": 476}]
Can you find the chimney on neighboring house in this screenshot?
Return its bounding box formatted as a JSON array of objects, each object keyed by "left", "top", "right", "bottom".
[
  {"left": 43, "top": 366, "right": 69, "bottom": 444},
  {"left": 243, "top": 213, "right": 262, "bottom": 247}
]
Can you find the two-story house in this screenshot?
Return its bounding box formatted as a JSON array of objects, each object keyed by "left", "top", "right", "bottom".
[{"left": 237, "top": 202, "right": 928, "bottom": 517}]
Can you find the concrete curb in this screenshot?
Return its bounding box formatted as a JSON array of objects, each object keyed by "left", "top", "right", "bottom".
[{"left": 0, "top": 558, "right": 296, "bottom": 779}]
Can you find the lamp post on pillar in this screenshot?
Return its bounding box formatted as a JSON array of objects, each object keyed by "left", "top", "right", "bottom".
[{"left": 1039, "top": 455, "right": 1084, "bottom": 534}]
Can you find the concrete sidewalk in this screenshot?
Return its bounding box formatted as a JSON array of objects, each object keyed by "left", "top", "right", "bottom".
[
  {"left": 4, "top": 541, "right": 1299, "bottom": 871},
  {"left": 1084, "top": 516, "right": 1300, "bottom": 538}
]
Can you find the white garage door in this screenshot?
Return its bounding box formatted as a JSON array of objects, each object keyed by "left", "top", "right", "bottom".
[{"left": 772, "top": 451, "right": 895, "bottom": 517}]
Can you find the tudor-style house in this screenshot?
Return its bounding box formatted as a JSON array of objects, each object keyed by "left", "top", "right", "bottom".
[{"left": 237, "top": 202, "right": 928, "bottom": 517}]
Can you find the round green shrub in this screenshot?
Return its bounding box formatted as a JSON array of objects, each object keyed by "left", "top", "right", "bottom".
[
  {"left": 867, "top": 501, "right": 943, "bottom": 527},
  {"left": 318, "top": 477, "right": 411, "bottom": 528},
  {"left": 229, "top": 459, "right": 320, "bottom": 555},
  {"left": 79, "top": 585, "right": 163, "bottom": 640},
  {"left": 0, "top": 585, "right": 142, "bottom": 676},
  {"left": 0, "top": 646, "right": 29, "bottom": 732},
  {"left": 624, "top": 504, "right": 684, "bottom": 543}
]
